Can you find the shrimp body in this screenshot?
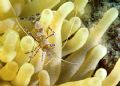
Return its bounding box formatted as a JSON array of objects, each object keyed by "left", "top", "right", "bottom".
[{"left": 25, "top": 21, "right": 55, "bottom": 60}]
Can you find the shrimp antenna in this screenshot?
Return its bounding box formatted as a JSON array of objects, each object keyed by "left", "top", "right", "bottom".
[
  {"left": 9, "top": 1, "right": 29, "bottom": 36},
  {"left": 46, "top": 50, "right": 79, "bottom": 65},
  {"left": 62, "top": 3, "right": 78, "bottom": 48}
]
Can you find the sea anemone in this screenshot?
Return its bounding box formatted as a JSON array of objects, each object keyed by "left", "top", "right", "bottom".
[{"left": 0, "top": 0, "right": 119, "bottom": 86}]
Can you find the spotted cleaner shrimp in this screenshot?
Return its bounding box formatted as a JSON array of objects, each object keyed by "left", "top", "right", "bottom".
[
  {"left": 21, "top": 19, "right": 79, "bottom": 65},
  {"left": 9, "top": 0, "right": 79, "bottom": 65}
]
